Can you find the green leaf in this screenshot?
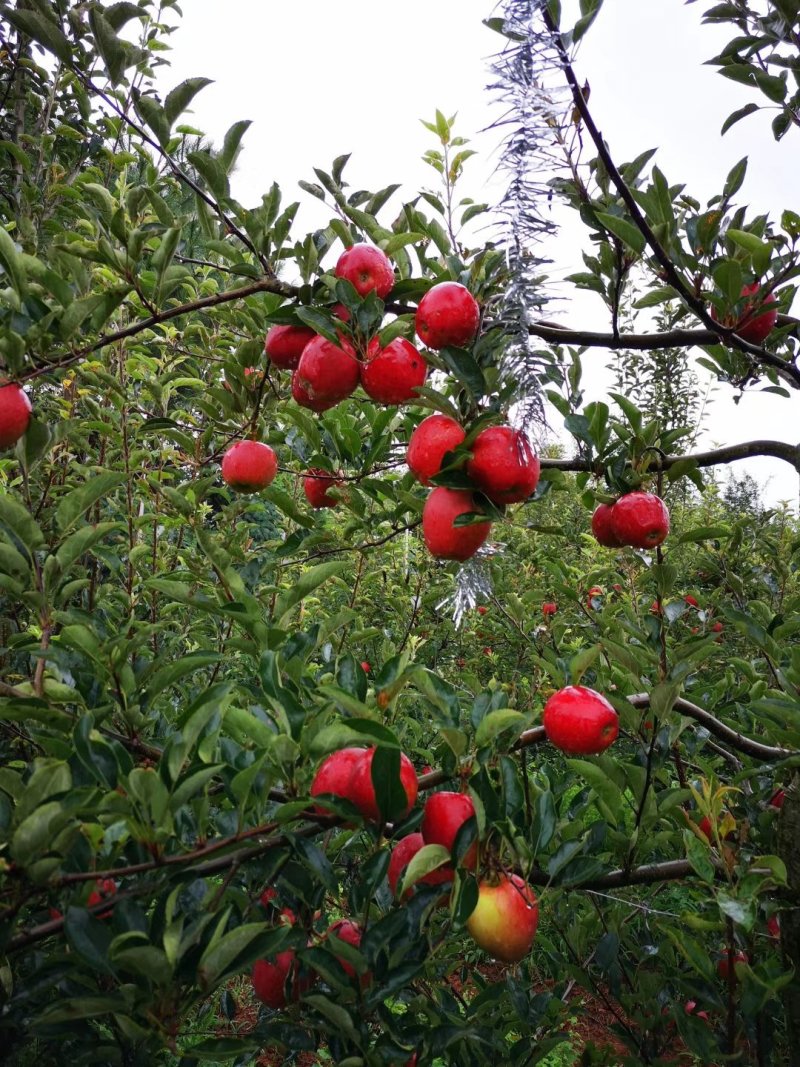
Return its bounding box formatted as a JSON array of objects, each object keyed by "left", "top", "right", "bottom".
[
  {"left": 89, "top": 9, "right": 129, "bottom": 84},
  {"left": 220, "top": 120, "right": 252, "bottom": 172},
  {"left": 56, "top": 473, "right": 125, "bottom": 533},
  {"left": 3, "top": 7, "right": 73, "bottom": 64},
  {"left": 474, "top": 709, "right": 526, "bottom": 747},
  {"left": 164, "top": 77, "right": 213, "bottom": 126},
  {"left": 274, "top": 561, "right": 348, "bottom": 625},
  {"left": 399, "top": 843, "right": 450, "bottom": 897},
  {"left": 677, "top": 525, "right": 729, "bottom": 544},
  {"left": 198, "top": 923, "right": 289, "bottom": 989},
  {"left": 0, "top": 493, "right": 45, "bottom": 554},
  {"left": 721, "top": 103, "right": 759, "bottom": 135},
  {"left": 595, "top": 212, "right": 646, "bottom": 254},
  {"left": 0, "top": 226, "right": 27, "bottom": 297}
]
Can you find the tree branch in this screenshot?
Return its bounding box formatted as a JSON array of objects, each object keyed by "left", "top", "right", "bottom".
[{"left": 540, "top": 439, "right": 800, "bottom": 475}]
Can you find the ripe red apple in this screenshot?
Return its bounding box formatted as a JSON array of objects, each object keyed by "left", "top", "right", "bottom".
[
  {"left": 465, "top": 426, "right": 540, "bottom": 504},
  {"left": 477, "top": 605, "right": 488, "bottom": 616},
  {"left": 416, "top": 282, "right": 480, "bottom": 349},
  {"left": 335, "top": 243, "right": 395, "bottom": 299},
  {"left": 543, "top": 685, "right": 619, "bottom": 756},
  {"left": 684, "top": 594, "right": 699, "bottom": 608},
  {"left": 309, "top": 747, "right": 366, "bottom": 814},
  {"left": 87, "top": 877, "right": 117, "bottom": 918},
  {"left": 303, "top": 468, "right": 343, "bottom": 508},
  {"left": 0, "top": 382, "right": 32, "bottom": 450},
  {"left": 697, "top": 811, "right": 736, "bottom": 843},
  {"left": 717, "top": 950, "right": 748, "bottom": 980},
  {"left": 407, "top": 414, "right": 466, "bottom": 486},
  {"left": 387, "top": 832, "right": 453, "bottom": 898},
  {"left": 710, "top": 621, "right": 724, "bottom": 634},
  {"left": 466, "top": 873, "right": 539, "bottom": 963},
  {"left": 348, "top": 746, "right": 418, "bottom": 823},
  {"left": 259, "top": 888, "right": 296, "bottom": 926},
  {"left": 586, "top": 586, "right": 604, "bottom": 611},
  {"left": 361, "top": 660, "right": 371, "bottom": 673},
  {"left": 711, "top": 282, "right": 778, "bottom": 345},
  {"left": 251, "top": 951, "right": 311, "bottom": 1008},
  {"left": 591, "top": 502, "right": 623, "bottom": 547},
  {"left": 421, "top": 791, "right": 477, "bottom": 869},
  {"left": 542, "top": 601, "right": 557, "bottom": 617},
  {"left": 769, "top": 789, "right": 785, "bottom": 809},
  {"left": 610, "top": 491, "right": 670, "bottom": 549},
  {"left": 684, "top": 1000, "right": 710, "bottom": 1022},
  {"left": 361, "top": 337, "right": 427, "bottom": 404},
  {"left": 221, "top": 440, "right": 278, "bottom": 493},
  {"left": 292, "top": 335, "right": 360, "bottom": 412},
  {"left": 332, "top": 303, "right": 351, "bottom": 322},
  {"left": 422, "top": 487, "right": 492, "bottom": 561},
  {"left": 767, "top": 914, "right": 780, "bottom": 940},
  {"left": 264, "top": 324, "right": 316, "bottom": 370},
  {"left": 325, "top": 918, "right": 363, "bottom": 980}
]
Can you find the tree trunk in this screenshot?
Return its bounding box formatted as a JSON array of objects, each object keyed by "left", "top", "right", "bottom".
[{"left": 777, "top": 775, "right": 800, "bottom": 1066}]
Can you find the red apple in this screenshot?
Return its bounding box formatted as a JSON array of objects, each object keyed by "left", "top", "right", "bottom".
[
  {"left": 251, "top": 951, "right": 311, "bottom": 1008},
  {"left": 543, "top": 685, "right": 619, "bottom": 756},
  {"left": 309, "top": 747, "right": 366, "bottom": 814},
  {"left": 264, "top": 324, "right": 316, "bottom": 369},
  {"left": 466, "top": 873, "right": 539, "bottom": 963},
  {"left": 610, "top": 491, "right": 670, "bottom": 549},
  {"left": 0, "top": 382, "right": 32, "bottom": 450},
  {"left": 325, "top": 918, "right": 363, "bottom": 980},
  {"left": 406, "top": 414, "right": 466, "bottom": 486},
  {"left": 259, "top": 888, "right": 296, "bottom": 926},
  {"left": 221, "top": 440, "right": 278, "bottom": 493},
  {"left": 711, "top": 282, "right": 778, "bottom": 345},
  {"left": 361, "top": 660, "right": 371, "bottom": 673},
  {"left": 710, "top": 621, "right": 724, "bottom": 634},
  {"left": 293, "top": 335, "right": 360, "bottom": 412},
  {"left": 684, "top": 594, "right": 699, "bottom": 608},
  {"left": 541, "top": 602, "right": 557, "bottom": 617},
  {"left": 335, "top": 243, "right": 395, "bottom": 299},
  {"left": 591, "top": 502, "right": 623, "bottom": 547},
  {"left": 332, "top": 303, "right": 351, "bottom": 322},
  {"left": 717, "top": 950, "right": 748, "bottom": 980},
  {"left": 422, "top": 487, "right": 492, "bottom": 561},
  {"left": 303, "top": 468, "right": 343, "bottom": 508},
  {"left": 767, "top": 914, "right": 780, "bottom": 940},
  {"left": 769, "top": 789, "right": 785, "bottom": 810},
  {"left": 348, "top": 746, "right": 418, "bottom": 823},
  {"left": 697, "top": 811, "right": 736, "bottom": 843},
  {"left": 387, "top": 832, "right": 452, "bottom": 898},
  {"left": 684, "top": 1000, "right": 710, "bottom": 1022},
  {"left": 586, "top": 586, "right": 604, "bottom": 611},
  {"left": 477, "top": 605, "right": 488, "bottom": 616},
  {"left": 465, "top": 426, "right": 540, "bottom": 504},
  {"left": 416, "top": 282, "right": 480, "bottom": 349},
  {"left": 421, "top": 791, "right": 477, "bottom": 868},
  {"left": 87, "top": 877, "right": 117, "bottom": 918},
  {"left": 361, "top": 337, "right": 427, "bottom": 404}
]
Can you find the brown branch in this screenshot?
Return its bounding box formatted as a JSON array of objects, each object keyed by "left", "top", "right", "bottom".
[
  {"left": 540, "top": 8, "right": 800, "bottom": 390},
  {"left": 540, "top": 439, "right": 800, "bottom": 475},
  {"left": 21, "top": 277, "right": 298, "bottom": 382},
  {"left": 627, "top": 692, "right": 793, "bottom": 761}
]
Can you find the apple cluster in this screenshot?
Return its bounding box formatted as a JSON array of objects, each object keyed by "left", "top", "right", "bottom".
[
  {"left": 407, "top": 416, "right": 541, "bottom": 561},
  {"left": 591, "top": 491, "right": 670, "bottom": 549}
]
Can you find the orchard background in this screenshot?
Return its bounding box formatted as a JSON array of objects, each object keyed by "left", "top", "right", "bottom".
[{"left": 1, "top": 1, "right": 800, "bottom": 1064}]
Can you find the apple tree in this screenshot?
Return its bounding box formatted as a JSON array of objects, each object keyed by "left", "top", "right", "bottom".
[{"left": 0, "top": 0, "right": 799, "bottom": 1064}]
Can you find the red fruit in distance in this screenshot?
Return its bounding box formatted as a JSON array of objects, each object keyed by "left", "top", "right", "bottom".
[
  {"left": 221, "top": 441, "right": 278, "bottom": 493},
  {"left": 477, "top": 605, "right": 488, "bottom": 615},
  {"left": 303, "top": 468, "right": 343, "bottom": 508},
  {"left": 466, "top": 873, "right": 539, "bottom": 963},
  {"left": 87, "top": 877, "right": 117, "bottom": 918},
  {"left": 711, "top": 282, "right": 778, "bottom": 345},
  {"left": 610, "top": 491, "right": 670, "bottom": 549},
  {"left": 332, "top": 303, "right": 351, "bottom": 322},
  {"left": 309, "top": 747, "right": 365, "bottom": 814},
  {"left": 251, "top": 951, "right": 310, "bottom": 1008},
  {"left": 387, "top": 832, "right": 452, "bottom": 898},
  {"left": 361, "top": 337, "right": 427, "bottom": 404},
  {"left": 0, "top": 383, "right": 32, "bottom": 450},
  {"left": 264, "top": 324, "right": 316, "bottom": 370},
  {"left": 335, "top": 243, "right": 395, "bottom": 299},
  {"left": 293, "top": 335, "right": 360, "bottom": 412},
  {"left": 416, "top": 282, "right": 480, "bottom": 349},
  {"left": 717, "top": 950, "right": 748, "bottom": 980},
  {"left": 325, "top": 918, "right": 363, "bottom": 979},
  {"left": 466, "top": 426, "right": 540, "bottom": 504},
  {"left": 685, "top": 1000, "right": 710, "bottom": 1022},
  {"left": 684, "top": 594, "right": 699, "bottom": 608},
  {"left": 542, "top": 601, "right": 557, "bottom": 617},
  {"left": 711, "top": 621, "right": 724, "bottom": 633},
  {"left": 591, "top": 502, "right": 623, "bottom": 547},
  {"left": 586, "top": 586, "right": 604, "bottom": 611},
  {"left": 422, "top": 487, "right": 491, "bottom": 561},
  {"left": 543, "top": 685, "right": 619, "bottom": 756},
  {"left": 407, "top": 413, "right": 466, "bottom": 486},
  {"left": 767, "top": 915, "right": 780, "bottom": 940},
  {"left": 348, "top": 746, "right": 418, "bottom": 823},
  {"left": 770, "top": 789, "right": 785, "bottom": 809},
  {"left": 421, "top": 791, "right": 477, "bottom": 868}
]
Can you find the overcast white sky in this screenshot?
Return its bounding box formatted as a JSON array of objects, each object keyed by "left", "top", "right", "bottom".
[{"left": 157, "top": 0, "right": 799, "bottom": 508}]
